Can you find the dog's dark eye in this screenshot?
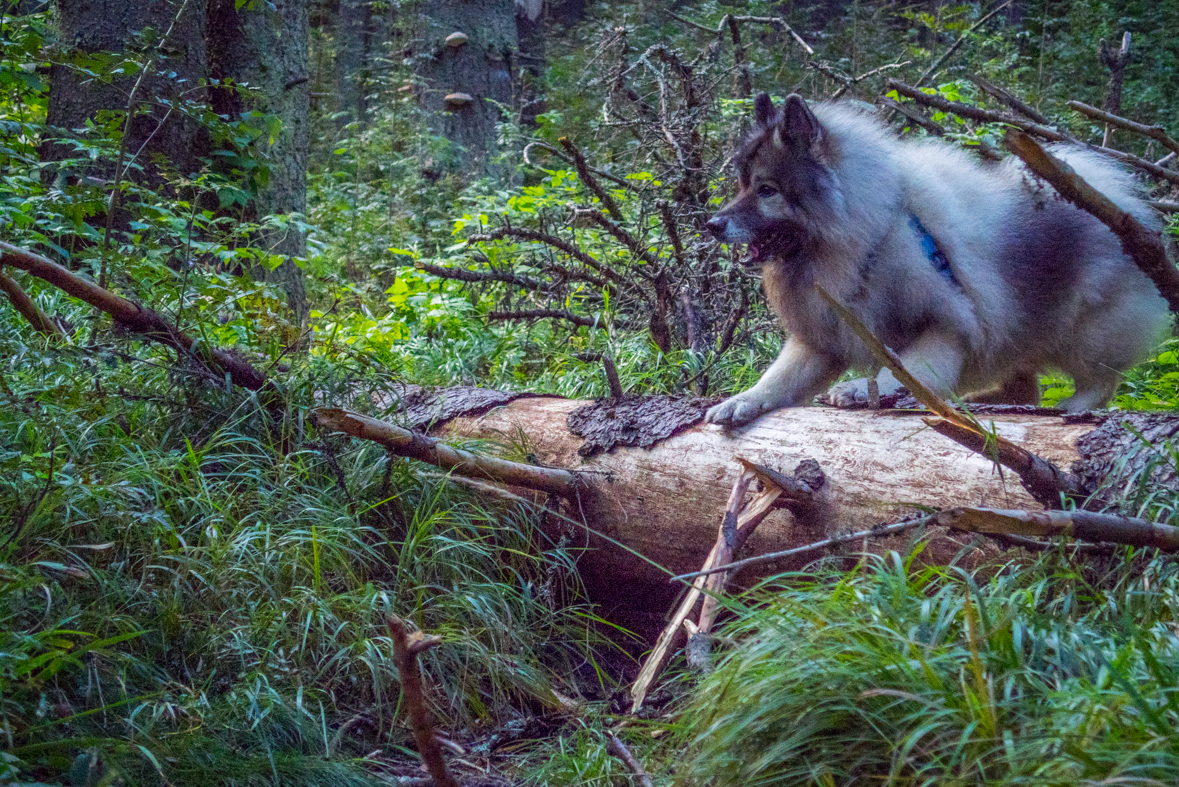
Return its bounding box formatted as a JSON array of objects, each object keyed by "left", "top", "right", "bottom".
[{"left": 757, "top": 184, "right": 778, "bottom": 198}]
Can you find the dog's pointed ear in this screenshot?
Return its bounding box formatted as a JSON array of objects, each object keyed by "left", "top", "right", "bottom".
[
  {"left": 777, "top": 94, "right": 823, "bottom": 146},
  {"left": 753, "top": 92, "right": 775, "bottom": 126}
]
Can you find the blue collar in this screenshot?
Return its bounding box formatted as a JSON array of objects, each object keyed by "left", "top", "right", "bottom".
[{"left": 909, "top": 213, "right": 956, "bottom": 284}]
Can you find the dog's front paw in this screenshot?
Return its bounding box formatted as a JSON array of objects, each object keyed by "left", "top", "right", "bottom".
[
  {"left": 705, "top": 394, "right": 772, "bottom": 427},
  {"left": 823, "top": 378, "right": 872, "bottom": 408}
]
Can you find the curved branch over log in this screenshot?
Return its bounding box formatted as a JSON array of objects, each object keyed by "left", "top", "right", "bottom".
[{"left": 0, "top": 269, "right": 64, "bottom": 338}]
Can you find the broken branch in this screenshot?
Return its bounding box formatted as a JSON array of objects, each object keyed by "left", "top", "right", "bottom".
[
  {"left": 559, "top": 136, "right": 625, "bottom": 223},
  {"left": 311, "top": 408, "right": 582, "bottom": 497},
  {"left": 387, "top": 616, "right": 459, "bottom": 787},
  {"left": 0, "top": 268, "right": 64, "bottom": 338},
  {"left": 606, "top": 733, "right": 655, "bottom": 787},
  {"left": 0, "top": 241, "right": 269, "bottom": 392},
  {"left": 488, "top": 308, "right": 602, "bottom": 329},
  {"left": 1066, "top": 100, "right": 1179, "bottom": 157},
  {"left": 936, "top": 507, "right": 1179, "bottom": 551}
]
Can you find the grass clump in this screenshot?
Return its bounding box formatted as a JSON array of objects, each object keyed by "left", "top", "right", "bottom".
[
  {"left": 0, "top": 297, "right": 613, "bottom": 785},
  {"left": 674, "top": 549, "right": 1179, "bottom": 787}
]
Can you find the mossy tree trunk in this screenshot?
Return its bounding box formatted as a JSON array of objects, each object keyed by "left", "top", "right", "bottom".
[
  {"left": 415, "top": 0, "right": 517, "bottom": 173},
  {"left": 207, "top": 0, "right": 310, "bottom": 325}
]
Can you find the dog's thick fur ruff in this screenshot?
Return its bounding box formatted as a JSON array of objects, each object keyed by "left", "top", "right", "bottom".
[{"left": 704, "top": 93, "right": 1171, "bottom": 427}]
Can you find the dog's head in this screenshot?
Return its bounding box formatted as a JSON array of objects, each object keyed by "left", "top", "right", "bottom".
[{"left": 706, "top": 93, "right": 837, "bottom": 267}]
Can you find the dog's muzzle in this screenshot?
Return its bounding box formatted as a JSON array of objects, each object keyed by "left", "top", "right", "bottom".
[{"left": 705, "top": 216, "right": 728, "bottom": 240}]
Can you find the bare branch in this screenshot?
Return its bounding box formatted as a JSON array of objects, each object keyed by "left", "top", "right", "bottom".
[
  {"left": 1067, "top": 100, "right": 1179, "bottom": 157},
  {"left": 559, "top": 136, "right": 625, "bottom": 222},
  {"left": 488, "top": 308, "right": 602, "bottom": 329},
  {"left": 1004, "top": 129, "right": 1179, "bottom": 316},
  {"left": 414, "top": 260, "right": 550, "bottom": 291},
  {"left": 968, "top": 74, "right": 1051, "bottom": 124},
  {"left": 936, "top": 506, "right": 1179, "bottom": 551},
  {"left": 0, "top": 269, "right": 64, "bottom": 338},
  {"left": 386, "top": 616, "right": 459, "bottom": 787}
]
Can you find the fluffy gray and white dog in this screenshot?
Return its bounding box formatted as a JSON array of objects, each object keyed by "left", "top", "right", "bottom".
[{"left": 704, "top": 92, "right": 1170, "bottom": 427}]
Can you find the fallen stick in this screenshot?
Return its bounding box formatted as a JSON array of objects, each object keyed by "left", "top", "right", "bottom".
[
  {"left": 935, "top": 507, "right": 1179, "bottom": 551},
  {"left": 671, "top": 516, "right": 933, "bottom": 582},
  {"left": 606, "top": 732, "right": 655, "bottom": 787},
  {"left": 1003, "top": 129, "right": 1179, "bottom": 316},
  {"left": 629, "top": 471, "right": 753, "bottom": 711},
  {"left": 0, "top": 241, "right": 269, "bottom": 391},
  {"left": 311, "top": 407, "right": 581, "bottom": 497},
  {"left": 387, "top": 616, "right": 460, "bottom": 787},
  {"left": 923, "top": 417, "right": 1081, "bottom": 509},
  {"left": 0, "top": 268, "right": 63, "bottom": 338}
]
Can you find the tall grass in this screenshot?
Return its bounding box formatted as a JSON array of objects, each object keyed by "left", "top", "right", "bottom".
[
  {"left": 0, "top": 295, "right": 613, "bottom": 785},
  {"left": 674, "top": 548, "right": 1179, "bottom": 787}
]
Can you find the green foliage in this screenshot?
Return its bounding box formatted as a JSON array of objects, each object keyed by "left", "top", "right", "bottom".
[
  {"left": 674, "top": 549, "right": 1179, "bottom": 786},
  {"left": 0, "top": 295, "right": 611, "bottom": 784}
]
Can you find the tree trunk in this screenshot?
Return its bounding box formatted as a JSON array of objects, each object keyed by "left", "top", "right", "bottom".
[
  {"left": 207, "top": 0, "right": 310, "bottom": 325},
  {"left": 515, "top": 0, "right": 544, "bottom": 126},
  {"left": 415, "top": 0, "right": 516, "bottom": 173},
  {"left": 44, "top": 0, "right": 209, "bottom": 184}
]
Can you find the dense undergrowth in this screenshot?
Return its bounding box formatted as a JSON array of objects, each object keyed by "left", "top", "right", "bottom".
[{"left": 4, "top": 1, "right": 1179, "bottom": 785}]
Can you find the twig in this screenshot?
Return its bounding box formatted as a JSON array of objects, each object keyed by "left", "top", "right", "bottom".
[
  {"left": 0, "top": 241, "right": 270, "bottom": 392},
  {"left": 672, "top": 516, "right": 934, "bottom": 582},
  {"left": 414, "top": 260, "right": 550, "bottom": 291},
  {"left": 576, "top": 351, "right": 624, "bottom": 399},
  {"left": 559, "top": 136, "right": 625, "bottom": 222},
  {"left": 580, "top": 210, "right": 662, "bottom": 274},
  {"left": 488, "top": 308, "right": 602, "bottom": 329},
  {"left": 522, "top": 141, "right": 638, "bottom": 190},
  {"left": 468, "top": 227, "right": 631, "bottom": 291},
  {"left": 936, "top": 507, "right": 1179, "bottom": 551},
  {"left": 1066, "top": 100, "right": 1179, "bottom": 157},
  {"left": 386, "top": 617, "right": 459, "bottom": 787},
  {"left": 1099, "top": 31, "right": 1131, "bottom": 146},
  {"left": 887, "top": 79, "right": 1179, "bottom": 186},
  {"left": 968, "top": 74, "right": 1050, "bottom": 124},
  {"left": 1003, "top": 129, "right": 1179, "bottom": 316},
  {"left": 311, "top": 408, "right": 582, "bottom": 497},
  {"left": 913, "top": 0, "right": 1015, "bottom": 88},
  {"left": 664, "top": 11, "right": 814, "bottom": 56},
  {"left": 0, "top": 269, "right": 64, "bottom": 338},
  {"left": 606, "top": 733, "right": 655, "bottom": 787},
  {"left": 877, "top": 96, "right": 945, "bottom": 135}
]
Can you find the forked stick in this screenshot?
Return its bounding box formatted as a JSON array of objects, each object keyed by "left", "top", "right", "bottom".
[{"left": 387, "top": 616, "right": 459, "bottom": 787}]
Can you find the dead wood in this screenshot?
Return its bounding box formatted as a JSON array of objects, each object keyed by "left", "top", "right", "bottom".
[
  {"left": 923, "top": 417, "right": 1082, "bottom": 509},
  {"left": 311, "top": 407, "right": 582, "bottom": 496},
  {"left": 487, "top": 308, "right": 602, "bottom": 329},
  {"left": 913, "top": 0, "right": 1015, "bottom": 88},
  {"left": 414, "top": 260, "right": 550, "bottom": 292},
  {"left": 885, "top": 80, "right": 1179, "bottom": 187},
  {"left": 936, "top": 507, "right": 1179, "bottom": 551},
  {"left": 1099, "top": 31, "right": 1132, "bottom": 145},
  {"left": 969, "top": 74, "right": 1051, "bottom": 125},
  {"left": 672, "top": 515, "right": 934, "bottom": 582},
  {"left": 576, "top": 351, "right": 624, "bottom": 399},
  {"left": 387, "top": 616, "right": 460, "bottom": 787},
  {"left": 1003, "top": 129, "right": 1179, "bottom": 316},
  {"left": 559, "top": 136, "right": 625, "bottom": 223},
  {"left": 605, "top": 732, "right": 655, "bottom": 787},
  {"left": 0, "top": 241, "right": 270, "bottom": 392},
  {"left": 467, "top": 227, "right": 630, "bottom": 291},
  {"left": 1067, "top": 100, "right": 1179, "bottom": 157},
  {"left": 0, "top": 268, "right": 64, "bottom": 338}
]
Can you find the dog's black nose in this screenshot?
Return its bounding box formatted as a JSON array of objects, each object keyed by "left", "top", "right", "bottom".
[{"left": 705, "top": 216, "right": 727, "bottom": 240}]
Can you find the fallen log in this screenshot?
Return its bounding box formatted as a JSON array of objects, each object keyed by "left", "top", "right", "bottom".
[{"left": 431, "top": 396, "right": 1100, "bottom": 607}]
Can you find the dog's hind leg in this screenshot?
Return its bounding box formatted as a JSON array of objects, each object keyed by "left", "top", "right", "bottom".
[
  {"left": 963, "top": 372, "right": 1041, "bottom": 405},
  {"left": 1055, "top": 367, "right": 1122, "bottom": 413}
]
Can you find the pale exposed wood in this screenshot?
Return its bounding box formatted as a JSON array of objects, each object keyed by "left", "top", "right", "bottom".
[{"left": 441, "top": 399, "right": 1094, "bottom": 596}]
